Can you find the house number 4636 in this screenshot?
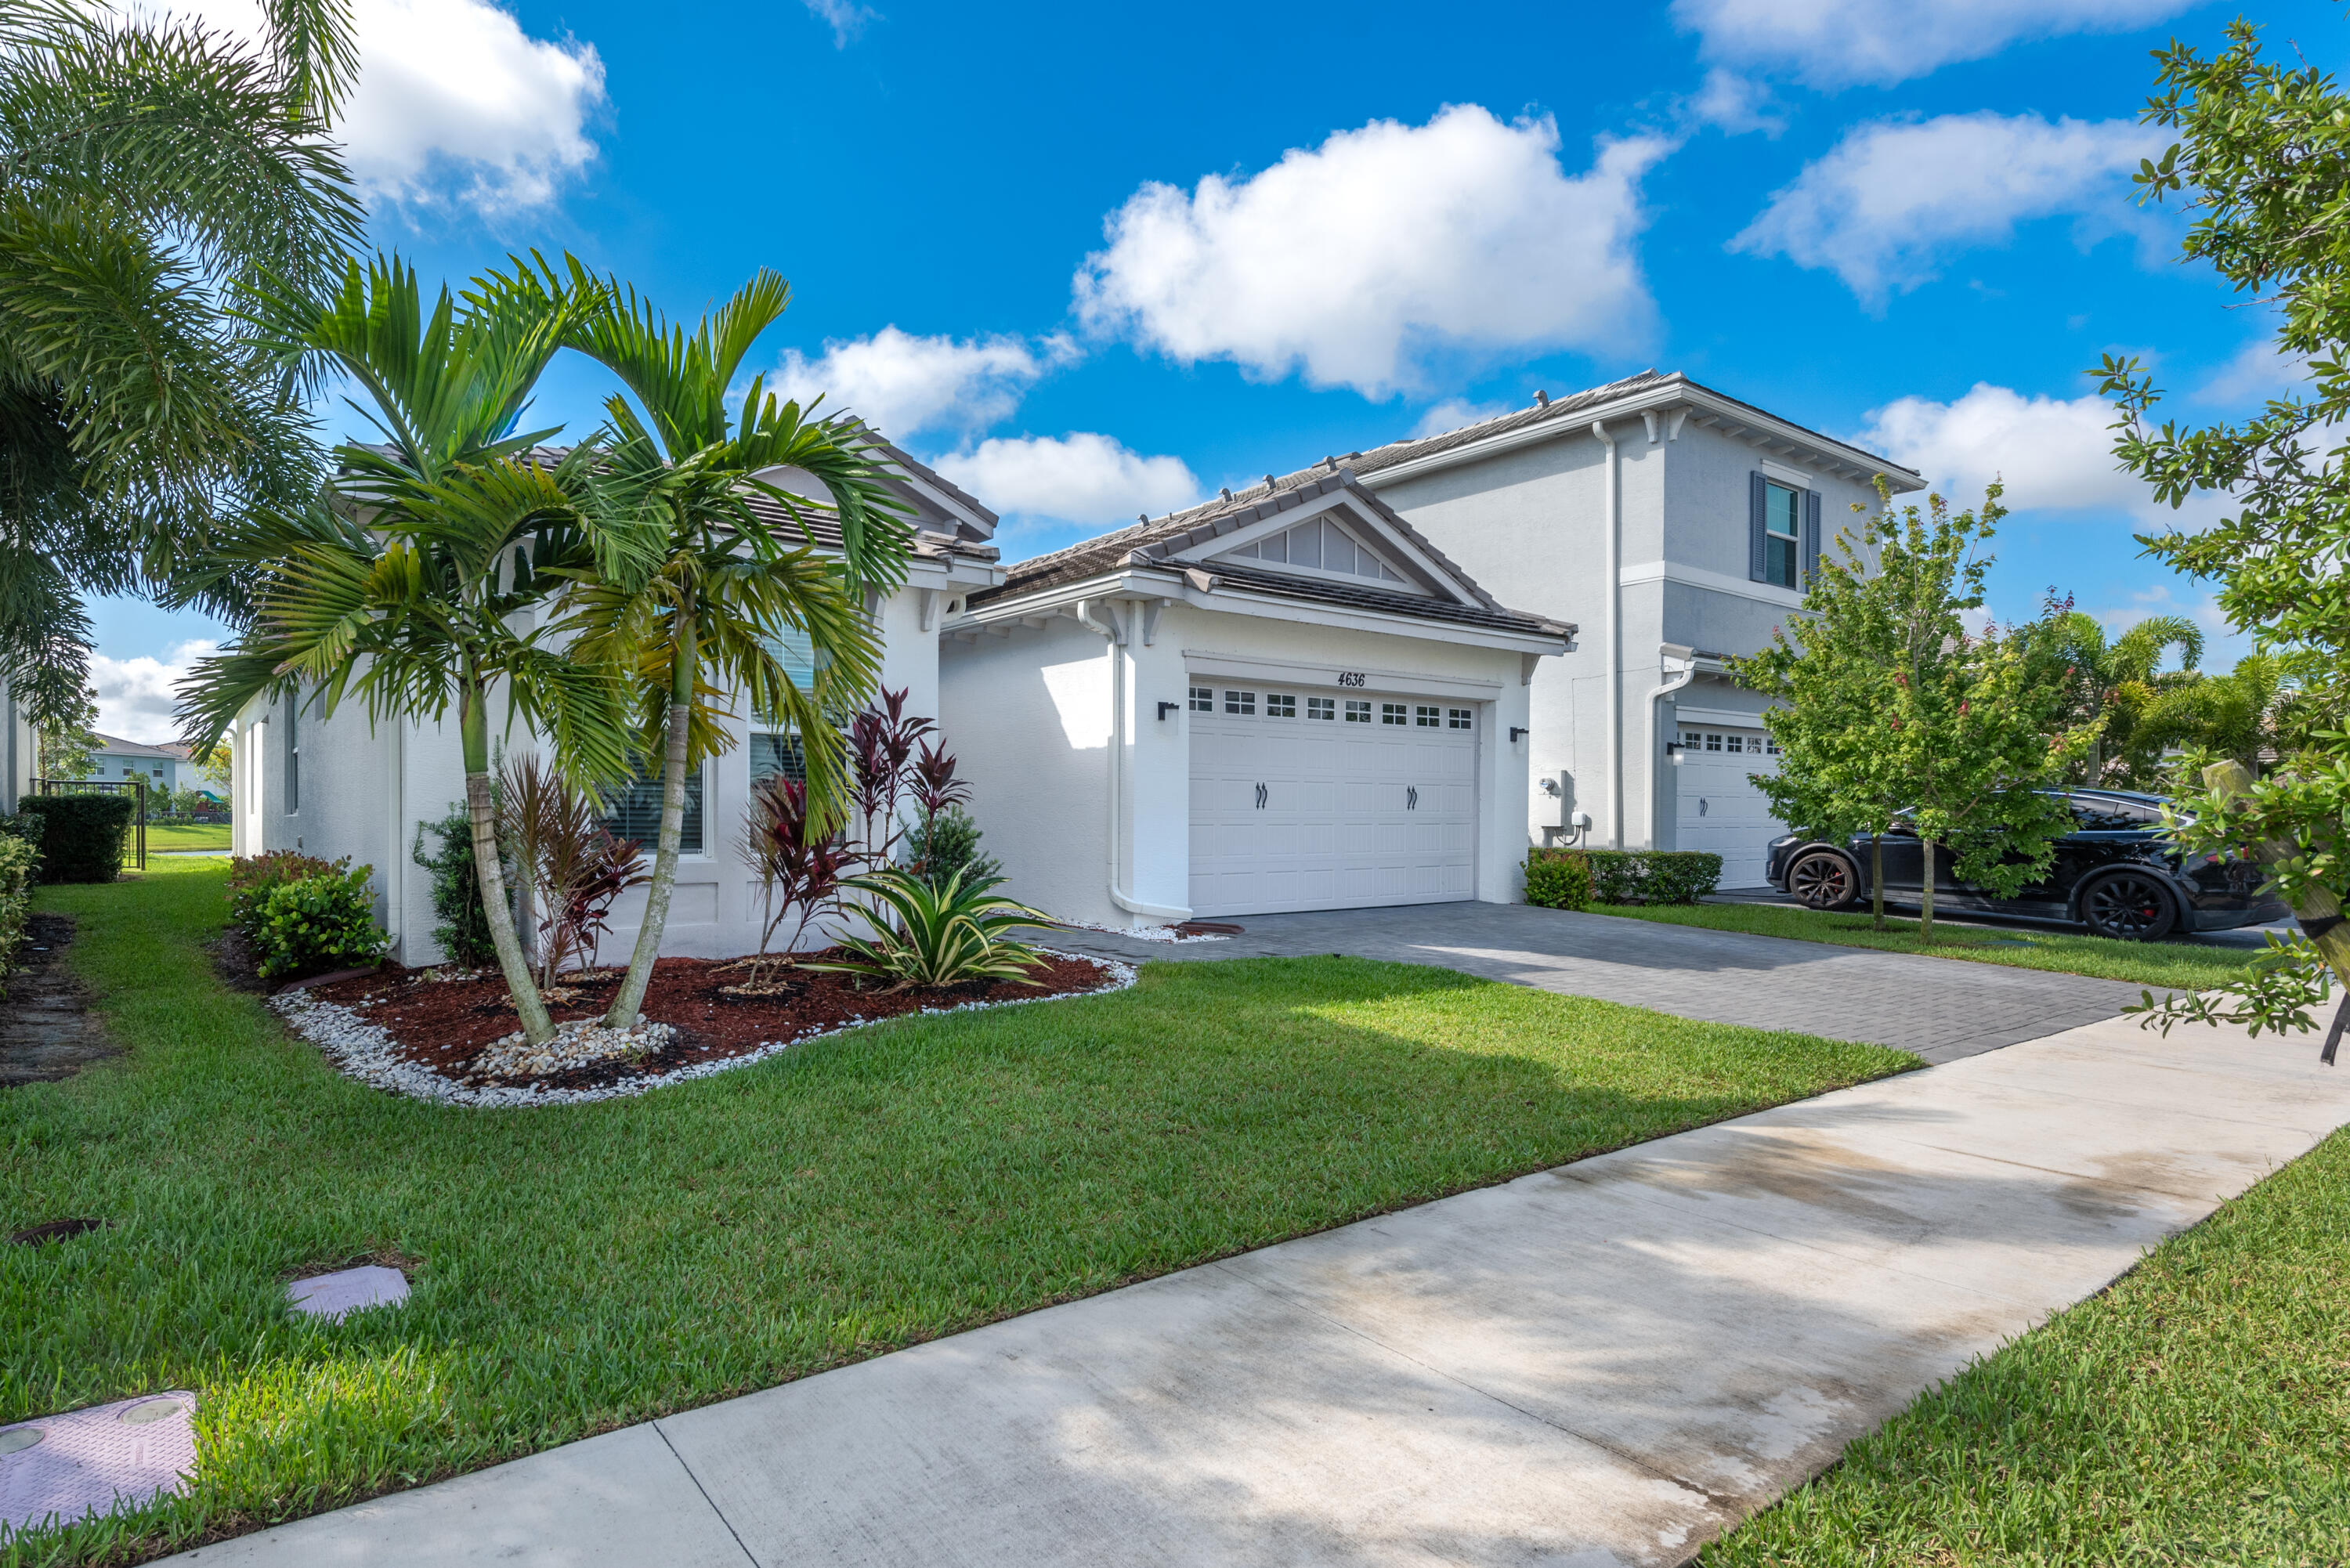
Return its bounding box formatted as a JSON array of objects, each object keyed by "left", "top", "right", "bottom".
[{"left": 1336, "top": 670, "right": 1367, "bottom": 687}]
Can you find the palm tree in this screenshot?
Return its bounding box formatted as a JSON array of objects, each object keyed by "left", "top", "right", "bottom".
[
  {"left": 551, "top": 267, "right": 910, "bottom": 1030},
  {"left": 180, "top": 254, "right": 655, "bottom": 1045},
  {"left": 2038, "top": 608, "right": 2204, "bottom": 784},
  {"left": 0, "top": 0, "right": 362, "bottom": 725}
]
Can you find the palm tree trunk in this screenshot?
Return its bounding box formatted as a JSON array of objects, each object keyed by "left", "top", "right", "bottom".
[
  {"left": 462, "top": 685, "right": 554, "bottom": 1044},
  {"left": 606, "top": 619, "right": 696, "bottom": 1028},
  {"left": 1918, "top": 834, "right": 1937, "bottom": 941},
  {"left": 1871, "top": 833, "right": 1885, "bottom": 931}
]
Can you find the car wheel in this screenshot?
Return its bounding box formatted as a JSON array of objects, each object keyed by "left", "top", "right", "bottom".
[
  {"left": 2080, "top": 871, "right": 2178, "bottom": 941},
  {"left": 1787, "top": 851, "right": 1859, "bottom": 911}
]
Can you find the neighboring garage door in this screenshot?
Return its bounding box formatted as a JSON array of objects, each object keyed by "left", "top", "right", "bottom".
[
  {"left": 1675, "top": 723, "right": 1785, "bottom": 889},
  {"left": 1189, "top": 682, "right": 1479, "bottom": 918}
]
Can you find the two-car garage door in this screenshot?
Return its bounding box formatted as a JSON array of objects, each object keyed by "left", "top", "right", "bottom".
[{"left": 1188, "top": 681, "right": 1479, "bottom": 918}]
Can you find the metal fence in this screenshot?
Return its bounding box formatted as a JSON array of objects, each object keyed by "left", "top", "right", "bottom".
[{"left": 30, "top": 777, "right": 146, "bottom": 869}]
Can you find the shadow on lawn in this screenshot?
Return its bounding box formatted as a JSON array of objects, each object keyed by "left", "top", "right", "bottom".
[{"left": 4, "top": 869, "right": 1911, "bottom": 1563}]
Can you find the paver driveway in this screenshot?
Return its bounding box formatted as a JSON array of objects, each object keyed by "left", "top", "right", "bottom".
[{"left": 1046, "top": 902, "right": 2151, "bottom": 1064}]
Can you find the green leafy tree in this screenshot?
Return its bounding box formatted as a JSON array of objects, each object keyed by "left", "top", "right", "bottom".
[
  {"left": 0, "top": 0, "right": 362, "bottom": 727},
  {"left": 33, "top": 674, "right": 93, "bottom": 778},
  {"left": 550, "top": 267, "right": 909, "bottom": 1031},
  {"left": 1741, "top": 483, "right": 2096, "bottom": 940},
  {"left": 2095, "top": 20, "right": 2350, "bottom": 1043},
  {"left": 181, "top": 255, "right": 653, "bottom": 1046}
]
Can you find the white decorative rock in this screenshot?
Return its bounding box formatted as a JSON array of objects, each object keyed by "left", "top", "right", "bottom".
[
  {"left": 287, "top": 1265, "right": 410, "bottom": 1321},
  {"left": 0, "top": 1391, "right": 196, "bottom": 1535}
]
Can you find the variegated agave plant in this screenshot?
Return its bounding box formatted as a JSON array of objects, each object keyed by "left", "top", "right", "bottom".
[{"left": 808, "top": 869, "right": 1052, "bottom": 992}]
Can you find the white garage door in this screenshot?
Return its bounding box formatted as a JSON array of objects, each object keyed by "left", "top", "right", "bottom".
[
  {"left": 1189, "top": 683, "right": 1479, "bottom": 918},
  {"left": 1675, "top": 724, "right": 1784, "bottom": 889}
]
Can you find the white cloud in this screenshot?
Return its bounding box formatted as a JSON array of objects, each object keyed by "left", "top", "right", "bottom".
[
  {"left": 2197, "top": 337, "right": 2310, "bottom": 406},
  {"left": 91, "top": 639, "right": 216, "bottom": 744},
  {"left": 768, "top": 327, "right": 1076, "bottom": 443},
  {"left": 801, "top": 0, "right": 873, "bottom": 45},
  {"left": 144, "top": 0, "right": 606, "bottom": 211},
  {"left": 1733, "top": 112, "right": 2161, "bottom": 303},
  {"left": 1672, "top": 0, "right": 2200, "bottom": 89},
  {"left": 1856, "top": 382, "right": 2229, "bottom": 529},
  {"left": 933, "top": 433, "right": 1198, "bottom": 525},
  {"left": 1073, "top": 105, "right": 1668, "bottom": 398},
  {"left": 1685, "top": 68, "right": 1784, "bottom": 135},
  {"left": 1410, "top": 398, "right": 1513, "bottom": 439}
]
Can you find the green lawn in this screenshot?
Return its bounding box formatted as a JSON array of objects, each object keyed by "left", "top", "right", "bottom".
[
  {"left": 143, "top": 822, "right": 230, "bottom": 852},
  {"left": 0, "top": 860, "right": 1911, "bottom": 1563},
  {"left": 1703, "top": 1127, "right": 2350, "bottom": 1566},
  {"left": 1586, "top": 899, "right": 2264, "bottom": 989}
]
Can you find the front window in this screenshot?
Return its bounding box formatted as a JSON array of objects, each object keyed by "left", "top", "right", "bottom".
[
  {"left": 605, "top": 762, "right": 703, "bottom": 854},
  {"left": 749, "top": 732, "right": 805, "bottom": 786},
  {"left": 1764, "top": 481, "right": 1801, "bottom": 589}
]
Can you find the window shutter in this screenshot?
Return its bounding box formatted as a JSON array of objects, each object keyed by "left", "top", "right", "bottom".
[
  {"left": 1802, "top": 489, "right": 1822, "bottom": 586},
  {"left": 1748, "top": 472, "right": 1768, "bottom": 583}
]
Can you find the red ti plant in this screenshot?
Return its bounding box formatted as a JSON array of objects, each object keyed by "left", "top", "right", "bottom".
[
  {"left": 737, "top": 774, "right": 856, "bottom": 982},
  {"left": 848, "top": 686, "right": 935, "bottom": 861}
]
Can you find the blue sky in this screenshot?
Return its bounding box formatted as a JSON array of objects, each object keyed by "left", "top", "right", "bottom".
[{"left": 91, "top": 0, "right": 2327, "bottom": 738}]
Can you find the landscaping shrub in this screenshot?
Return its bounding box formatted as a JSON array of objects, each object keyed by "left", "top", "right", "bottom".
[
  {"left": 906, "top": 804, "right": 1002, "bottom": 891},
  {"left": 1582, "top": 850, "right": 1724, "bottom": 905},
  {"left": 1524, "top": 849, "right": 1593, "bottom": 910},
  {"left": 412, "top": 804, "right": 497, "bottom": 967},
  {"left": 226, "top": 849, "right": 341, "bottom": 930},
  {"left": 250, "top": 863, "right": 390, "bottom": 980},
  {"left": 0, "top": 834, "right": 35, "bottom": 993},
  {"left": 815, "top": 867, "right": 1051, "bottom": 989},
  {"left": 0, "top": 807, "right": 43, "bottom": 849},
  {"left": 19, "top": 792, "right": 132, "bottom": 883}
]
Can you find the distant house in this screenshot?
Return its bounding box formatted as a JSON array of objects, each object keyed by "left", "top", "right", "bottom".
[{"left": 85, "top": 734, "right": 193, "bottom": 795}]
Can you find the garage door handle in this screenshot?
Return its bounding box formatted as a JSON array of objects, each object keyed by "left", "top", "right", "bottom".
[
  {"left": 1255, "top": 782, "right": 1267, "bottom": 810},
  {"left": 1407, "top": 786, "right": 1418, "bottom": 810}
]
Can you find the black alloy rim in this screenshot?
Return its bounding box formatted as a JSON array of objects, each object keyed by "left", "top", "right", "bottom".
[
  {"left": 2085, "top": 873, "right": 2169, "bottom": 938},
  {"left": 1790, "top": 854, "right": 1850, "bottom": 909}
]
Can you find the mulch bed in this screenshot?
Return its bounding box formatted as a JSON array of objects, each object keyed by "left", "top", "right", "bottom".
[{"left": 302, "top": 950, "right": 1117, "bottom": 1096}]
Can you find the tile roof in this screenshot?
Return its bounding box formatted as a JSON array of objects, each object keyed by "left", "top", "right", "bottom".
[
  {"left": 976, "top": 471, "right": 1568, "bottom": 639},
  {"left": 90, "top": 734, "right": 188, "bottom": 759}
]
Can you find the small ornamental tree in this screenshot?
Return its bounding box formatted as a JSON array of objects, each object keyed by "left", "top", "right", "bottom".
[
  {"left": 2095, "top": 20, "right": 2350, "bottom": 1049},
  {"left": 1737, "top": 483, "right": 2097, "bottom": 939}
]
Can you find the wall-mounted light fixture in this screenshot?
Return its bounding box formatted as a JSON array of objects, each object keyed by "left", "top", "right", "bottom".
[
  {"left": 1157, "top": 701, "right": 1180, "bottom": 721},
  {"left": 1509, "top": 726, "right": 1530, "bottom": 742}
]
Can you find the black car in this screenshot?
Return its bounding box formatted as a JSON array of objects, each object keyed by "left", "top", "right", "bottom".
[{"left": 1762, "top": 789, "right": 2289, "bottom": 941}]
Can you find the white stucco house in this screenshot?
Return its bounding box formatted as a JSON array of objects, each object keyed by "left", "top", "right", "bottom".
[
  {"left": 232, "top": 368, "right": 1920, "bottom": 957},
  {"left": 0, "top": 674, "right": 34, "bottom": 812},
  {"left": 230, "top": 445, "right": 1005, "bottom": 965},
  {"left": 1305, "top": 370, "right": 1924, "bottom": 886},
  {"left": 941, "top": 471, "right": 1574, "bottom": 927}
]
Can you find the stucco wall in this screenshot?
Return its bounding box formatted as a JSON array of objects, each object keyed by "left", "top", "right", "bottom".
[{"left": 942, "top": 599, "right": 1542, "bottom": 930}]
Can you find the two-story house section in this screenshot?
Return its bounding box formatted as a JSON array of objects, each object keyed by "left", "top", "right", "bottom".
[{"left": 1263, "top": 371, "right": 1925, "bottom": 887}]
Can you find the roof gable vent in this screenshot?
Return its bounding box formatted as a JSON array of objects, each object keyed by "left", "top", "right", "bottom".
[{"left": 1220, "top": 515, "right": 1418, "bottom": 591}]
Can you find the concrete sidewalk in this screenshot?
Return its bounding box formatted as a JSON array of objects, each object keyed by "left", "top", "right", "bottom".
[{"left": 171, "top": 1012, "right": 2350, "bottom": 1567}]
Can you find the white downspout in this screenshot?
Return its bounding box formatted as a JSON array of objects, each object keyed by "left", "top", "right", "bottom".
[
  {"left": 1645, "top": 645, "right": 1697, "bottom": 850},
  {"left": 1075, "top": 598, "right": 1191, "bottom": 923},
  {"left": 1591, "top": 421, "right": 1622, "bottom": 847},
  {"left": 385, "top": 720, "right": 405, "bottom": 960}
]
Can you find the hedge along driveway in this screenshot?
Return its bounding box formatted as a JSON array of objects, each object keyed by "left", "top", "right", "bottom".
[{"left": 0, "top": 860, "right": 1911, "bottom": 1563}]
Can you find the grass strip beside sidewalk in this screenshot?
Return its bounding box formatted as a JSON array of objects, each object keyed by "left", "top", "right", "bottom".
[
  {"left": 1, "top": 860, "right": 1911, "bottom": 1564},
  {"left": 1704, "top": 1125, "right": 2350, "bottom": 1565},
  {"left": 1586, "top": 899, "right": 2261, "bottom": 989}
]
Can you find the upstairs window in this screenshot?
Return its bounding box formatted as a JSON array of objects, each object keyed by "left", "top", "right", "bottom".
[{"left": 1762, "top": 482, "right": 1800, "bottom": 589}]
